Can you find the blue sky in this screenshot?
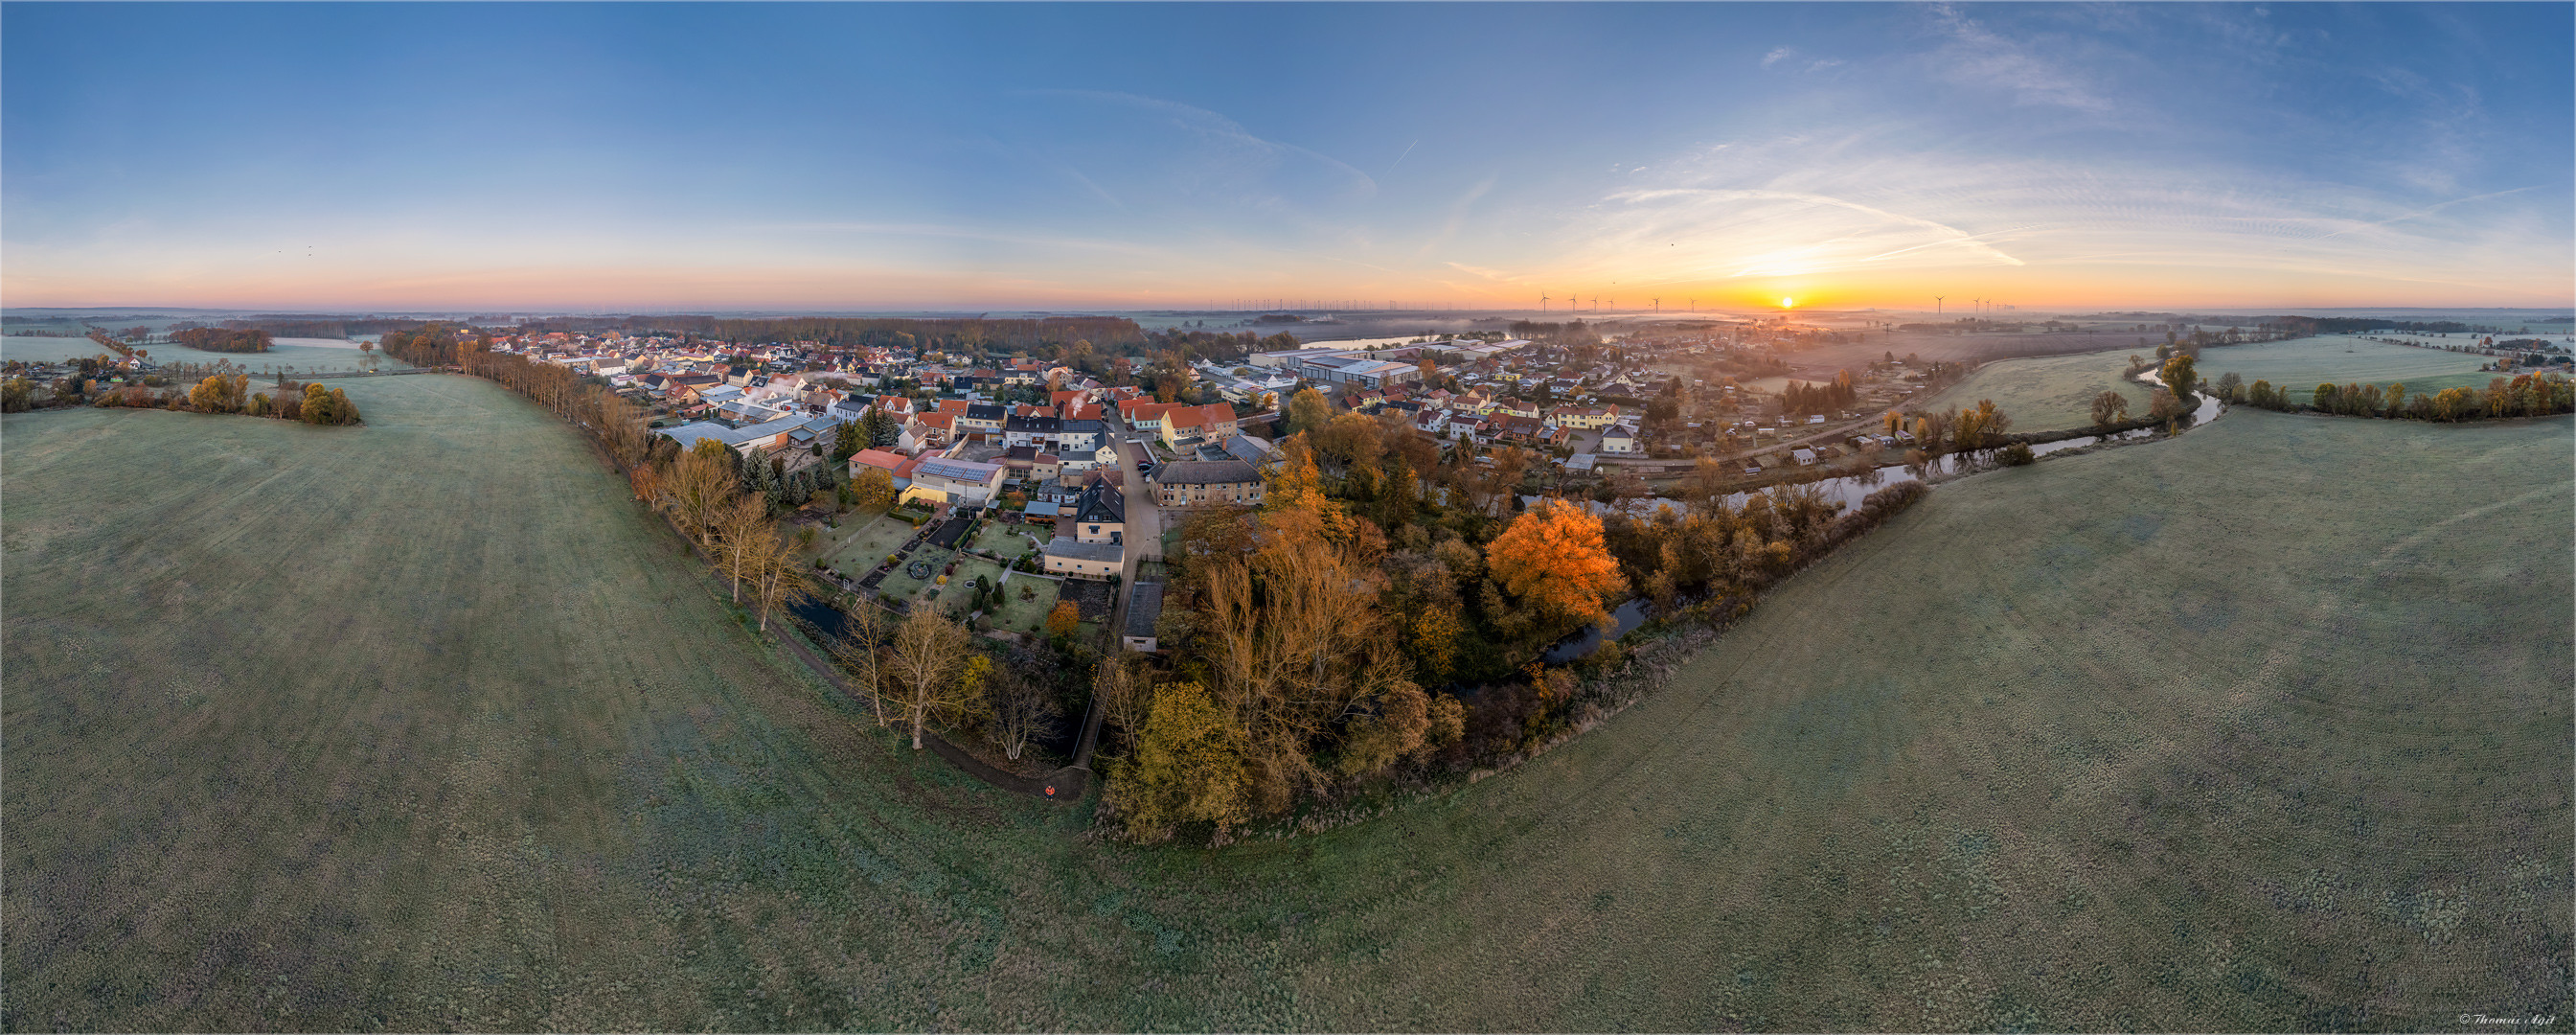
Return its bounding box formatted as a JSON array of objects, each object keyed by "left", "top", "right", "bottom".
[{"left": 4, "top": 2, "right": 2568, "bottom": 310}]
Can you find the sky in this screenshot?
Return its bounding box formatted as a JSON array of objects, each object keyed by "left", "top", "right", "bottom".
[{"left": 4, "top": 2, "right": 2569, "bottom": 313}]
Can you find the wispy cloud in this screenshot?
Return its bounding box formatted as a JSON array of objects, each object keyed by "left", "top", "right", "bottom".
[
  {"left": 1416, "top": 174, "right": 1498, "bottom": 260},
  {"left": 1760, "top": 45, "right": 1842, "bottom": 73},
  {"left": 1018, "top": 89, "right": 1378, "bottom": 201},
  {"left": 1925, "top": 4, "right": 2111, "bottom": 114},
  {"left": 756, "top": 220, "right": 1167, "bottom": 257},
  {"left": 1617, "top": 187, "right": 2025, "bottom": 266},
  {"left": 1519, "top": 128, "right": 2567, "bottom": 303}
]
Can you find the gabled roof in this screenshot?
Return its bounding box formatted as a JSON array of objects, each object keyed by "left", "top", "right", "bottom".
[
  {"left": 1073, "top": 481, "right": 1126, "bottom": 524},
  {"left": 1164, "top": 402, "right": 1237, "bottom": 431},
  {"left": 850, "top": 448, "right": 908, "bottom": 472},
  {"left": 917, "top": 457, "right": 1005, "bottom": 484},
  {"left": 1125, "top": 582, "right": 1164, "bottom": 639},
  {"left": 1151, "top": 459, "right": 1259, "bottom": 486}
]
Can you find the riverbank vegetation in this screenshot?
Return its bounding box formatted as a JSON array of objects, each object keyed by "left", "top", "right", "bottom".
[
  {"left": 2228, "top": 370, "right": 2574, "bottom": 421},
  {"left": 1093, "top": 410, "right": 1935, "bottom": 843}
]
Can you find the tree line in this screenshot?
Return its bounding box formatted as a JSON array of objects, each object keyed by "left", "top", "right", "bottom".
[
  {"left": 1782, "top": 370, "right": 1859, "bottom": 416},
  {"left": 77, "top": 371, "right": 361, "bottom": 425},
  {"left": 2233, "top": 371, "right": 2575, "bottom": 422},
  {"left": 208, "top": 317, "right": 437, "bottom": 337},
  {"left": 169, "top": 328, "right": 274, "bottom": 354},
  {"left": 515, "top": 314, "right": 1151, "bottom": 353}
]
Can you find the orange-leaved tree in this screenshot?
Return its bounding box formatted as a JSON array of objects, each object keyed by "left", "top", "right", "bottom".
[
  {"left": 1045, "top": 600, "right": 1082, "bottom": 638},
  {"left": 1485, "top": 498, "right": 1629, "bottom": 639}
]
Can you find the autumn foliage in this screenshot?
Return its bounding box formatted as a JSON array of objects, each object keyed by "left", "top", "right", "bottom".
[{"left": 1486, "top": 499, "right": 1629, "bottom": 636}]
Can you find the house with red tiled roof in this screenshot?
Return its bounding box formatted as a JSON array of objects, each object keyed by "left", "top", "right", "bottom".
[
  {"left": 907, "top": 411, "right": 957, "bottom": 449},
  {"left": 1160, "top": 402, "right": 1239, "bottom": 450}
]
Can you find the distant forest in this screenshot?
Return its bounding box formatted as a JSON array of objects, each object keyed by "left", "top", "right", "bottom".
[
  {"left": 170, "top": 327, "right": 274, "bottom": 354},
  {"left": 212, "top": 317, "right": 436, "bottom": 338},
  {"left": 2265, "top": 316, "right": 2519, "bottom": 334},
  {"left": 513, "top": 315, "right": 1152, "bottom": 353}
]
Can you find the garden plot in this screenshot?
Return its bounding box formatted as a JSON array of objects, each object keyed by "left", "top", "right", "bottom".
[
  {"left": 969, "top": 519, "right": 1041, "bottom": 561},
  {"left": 982, "top": 575, "right": 1062, "bottom": 635},
  {"left": 935, "top": 556, "right": 1014, "bottom": 622},
  {"left": 815, "top": 512, "right": 923, "bottom": 576}
]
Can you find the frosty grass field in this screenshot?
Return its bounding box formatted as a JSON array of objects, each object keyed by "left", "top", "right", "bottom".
[
  {"left": 1917, "top": 349, "right": 2153, "bottom": 430},
  {"left": 1922, "top": 334, "right": 2504, "bottom": 429},
  {"left": 4, "top": 376, "right": 2566, "bottom": 1030},
  {"left": 1, "top": 334, "right": 408, "bottom": 374},
  {"left": 2198, "top": 334, "right": 2505, "bottom": 401}
]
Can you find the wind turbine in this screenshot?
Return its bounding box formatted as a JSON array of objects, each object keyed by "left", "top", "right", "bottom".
[
  {"left": 1936, "top": 296, "right": 1945, "bottom": 316},
  {"left": 1540, "top": 294, "right": 1549, "bottom": 313},
  {"left": 1652, "top": 298, "right": 1660, "bottom": 315}
]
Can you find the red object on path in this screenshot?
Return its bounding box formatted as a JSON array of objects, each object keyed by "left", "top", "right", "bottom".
[{"left": 1044, "top": 785, "right": 1057, "bottom": 797}]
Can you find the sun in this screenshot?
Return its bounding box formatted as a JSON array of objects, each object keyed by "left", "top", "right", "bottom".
[{"left": 1780, "top": 296, "right": 1796, "bottom": 309}]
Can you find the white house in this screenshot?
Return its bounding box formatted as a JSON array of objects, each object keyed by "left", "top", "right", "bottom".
[{"left": 900, "top": 457, "right": 1006, "bottom": 507}]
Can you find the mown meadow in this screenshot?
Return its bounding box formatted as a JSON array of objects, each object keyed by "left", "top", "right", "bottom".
[{"left": 5, "top": 377, "right": 2566, "bottom": 1030}]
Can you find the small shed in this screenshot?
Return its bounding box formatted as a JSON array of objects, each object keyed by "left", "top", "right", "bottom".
[{"left": 1123, "top": 582, "right": 1165, "bottom": 652}]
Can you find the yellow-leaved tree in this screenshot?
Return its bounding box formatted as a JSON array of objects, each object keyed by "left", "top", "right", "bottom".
[
  {"left": 1106, "top": 680, "right": 1252, "bottom": 843},
  {"left": 1486, "top": 498, "right": 1629, "bottom": 640}
]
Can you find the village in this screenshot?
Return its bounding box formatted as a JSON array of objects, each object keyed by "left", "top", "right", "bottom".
[{"left": 390, "top": 316, "right": 1972, "bottom": 659}]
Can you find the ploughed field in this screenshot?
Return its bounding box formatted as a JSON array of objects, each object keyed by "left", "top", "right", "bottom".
[
  {"left": 5, "top": 378, "right": 2567, "bottom": 1030},
  {"left": 1915, "top": 347, "right": 2152, "bottom": 430}
]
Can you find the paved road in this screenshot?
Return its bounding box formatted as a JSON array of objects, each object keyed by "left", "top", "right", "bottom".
[
  {"left": 1061, "top": 415, "right": 1165, "bottom": 771},
  {"left": 1100, "top": 416, "right": 1164, "bottom": 646}
]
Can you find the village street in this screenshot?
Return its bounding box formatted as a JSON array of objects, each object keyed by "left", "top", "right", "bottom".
[{"left": 1103, "top": 417, "right": 1164, "bottom": 643}]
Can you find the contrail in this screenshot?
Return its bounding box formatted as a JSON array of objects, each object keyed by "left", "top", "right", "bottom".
[{"left": 1386, "top": 138, "right": 1419, "bottom": 176}]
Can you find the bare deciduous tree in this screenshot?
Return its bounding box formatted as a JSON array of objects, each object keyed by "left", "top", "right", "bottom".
[
  {"left": 985, "top": 663, "right": 1061, "bottom": 762},
  {"left": 885, "top": 609, "right": 971, "bottom": 749},
  {"left": 832, "top": 604, "right": 892, "bottom": 726}
]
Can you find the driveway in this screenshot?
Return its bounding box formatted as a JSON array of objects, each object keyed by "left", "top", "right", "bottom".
[{"left": 1101, "top": 416, "right": 1165, "bottom": 646}]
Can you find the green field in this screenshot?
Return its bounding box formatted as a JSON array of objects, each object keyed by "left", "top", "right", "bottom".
[
  {"left": 1, "top": 334, "right": 411, "bottom": 374},
  {"left": 1918, "top": 348, "right": 2151, "bottom": 430},
  {"left": 2200, "top": 334, "right": 2496, "bottom": 401},
  {"left": 6, "top": 378, "right": 2566, "bottom": 1030}
]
